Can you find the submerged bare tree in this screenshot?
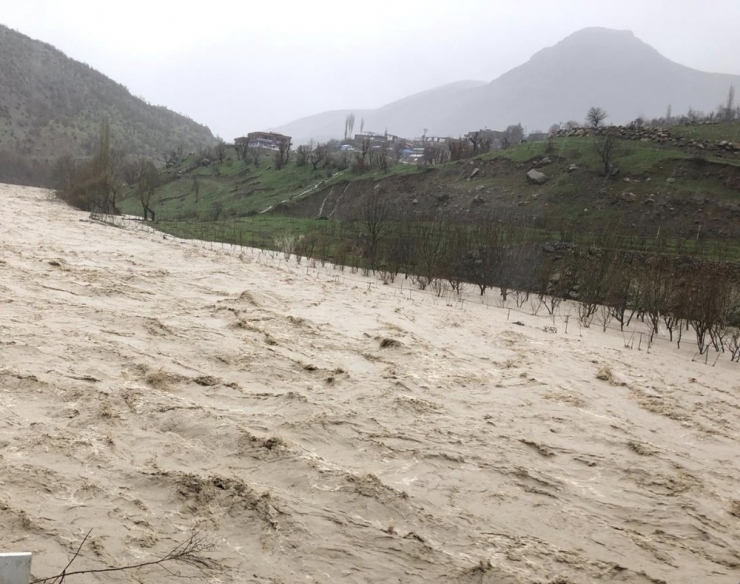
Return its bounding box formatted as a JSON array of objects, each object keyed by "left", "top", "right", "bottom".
[
  {"left": 361, "top": 190, "right": 389, "bottom": 271},
  {"left": 31, "top": 529, "right": 214, "bottom": 584}
]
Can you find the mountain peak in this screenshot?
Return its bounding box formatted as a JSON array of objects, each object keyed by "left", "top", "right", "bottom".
[
  {"left": 530, "top": 27, "right": 659, "bottom": 64},
  {"left": 562, "top": 27, "right": 637, "bottom": 41},
  {"left": 278, "top": 28, "right": 740, "bottom": 143}
]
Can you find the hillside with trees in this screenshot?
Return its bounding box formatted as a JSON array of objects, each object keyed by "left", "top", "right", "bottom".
[{"left": 0, "top": 24, "right": 216, "bottom": 186}]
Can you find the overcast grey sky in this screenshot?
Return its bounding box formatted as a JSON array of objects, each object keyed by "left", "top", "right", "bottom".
[{"left": 2, "top": 0, "right": 739, "bottom": 140}]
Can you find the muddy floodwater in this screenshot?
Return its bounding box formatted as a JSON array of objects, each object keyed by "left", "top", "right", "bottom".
[{"left": 1, "top": 185, "right": 739, "bottom": 583}]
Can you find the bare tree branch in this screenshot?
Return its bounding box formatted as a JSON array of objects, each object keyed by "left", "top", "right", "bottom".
[{"left": 31, "top": 530, "right": 214, "bottom": 584}]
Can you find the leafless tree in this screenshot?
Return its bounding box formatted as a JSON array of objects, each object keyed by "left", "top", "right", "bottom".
[
  {"left": 122, "top": 159, "right": 143, "bottom": 187},
  {"left": 344, "top": 113, "right": 356, "bottom": 139},
  {"left": 467, "top": 131, "right": 490, "bottom": 155},
  {"left": 56, "top": 120, "right": 122, "bottom": 214},
  {"left": 295, "top": 144, "right": 310, "bottom": 167},
  {"left": 309, "top": 143, "right": 328, "bottom": 170},
  {"left": 373, "top": 139, "right": 390, "bottom": 172},
  {"left": 392, "top": 141, "right": 406, "bottom": 163},
  {"left": 191, "top": 176, "right": 200, "bottom": 203},
  {"left": 249, "top": 146, "right": 263, "bottom": 167},
  {"left": 448, "top": 138, "right": 472, "bottom": 161},
  {"left": 234, "top": 138, "right": 248, "bottom": 161},
  {"left": 274, "top": 139, "right": 291, "bottom": 170},
  {"left": 586, "top": 106, "right": 608, "bottom": 128},
  {"left": 720, "top": 85, "right": 736, "bottom": 122},
  {"left": 137, "top": 160, "right": 159, "bottom": 221},
  {"left": 504, "top": 124, "right": 524, "bottom": 145},
  {"left": 594, "top": 131, "right": 618, "bottom": 176},
  {"left": 52, "top": 154, "right": 78, "bottom": 192},
  {"left": 422, "top": 145, "right": 446, "bottom": 165},
  {"left": 30, "top": 529, "right": 214, "bottom": 584},
  {"left": 361, "top": 190, "right": 389, "bottom": 271},
  {"left": 198, "top": 145, "right": 213, "bottom": 161},
  {"left": 214, "top": 140, "right": 227, "bottom": 164},
  {"left": 411, "top": 215, "right": 449, "bottom": 291},
  {"left": 352, "top": 138, "right": 372, "bottom": 174}
]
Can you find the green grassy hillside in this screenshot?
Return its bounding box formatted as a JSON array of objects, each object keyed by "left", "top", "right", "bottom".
[{"left": 120, "top": 124, "right": 740, "bottom": 243}]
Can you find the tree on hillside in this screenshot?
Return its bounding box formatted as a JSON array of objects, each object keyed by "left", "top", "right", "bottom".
[
  {"left": 361, "top": 190, "right": 389, "bottom": 271},
  {"left": 137, "top": 160, "right": 159, "bottom": 221},
  {"left": 295, "top": 144, "right": 310, "bottom": 167},
  {"left": 274, "top": 139, "right": 291, "bottom": 170},
  {"left": 594, "top": 131, "right": 618, "bottom": 177},
  {"left": 214, "top": 140, "right": 227, "bottom": 164},
  {"left": 504, "top": 124, "right": 524, "bottom": 146},
  {"left": 369, "top": 138, "right": 391, "bottom": 172},
  {"left": 55, "top": 120, "right": 122, "bottom": 213},
  {"left": 720, "top": 85, "right": 736, "bottom": 122},
  {"left": 586, "top": 107, "right": 608, "bottom": 128},
  {"left": 234, "top": 139, "right": 248, "bottom": 162},
  {"left": 352, "top": 138, "right": 372, "bottom": 173},
  {"left": 344, "top": 114, "right": 355, "bottom": 139},
  {"left": 191, "top": 176, "right": 200, "bottom": 203},
  {"left": 249, "top": 146, "right": 263, "bottom": 167},
  {"left": 467, "top": 131, "right": 492, "bottom": 155},
  {"left": 51, "top": 154, "right": 78, "bottom": 193},
  {"left": 308, "top": 143, "right": 328, "bottom": 170}
]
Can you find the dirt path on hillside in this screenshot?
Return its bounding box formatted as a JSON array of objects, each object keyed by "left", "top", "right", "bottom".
[{"left": 1, "top": 185, "right": 739, "bottom": 583}]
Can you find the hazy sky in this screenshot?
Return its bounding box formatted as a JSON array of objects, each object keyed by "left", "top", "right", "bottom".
[{"left": 2, "top": 0, "right": 739, "bottom": 140}]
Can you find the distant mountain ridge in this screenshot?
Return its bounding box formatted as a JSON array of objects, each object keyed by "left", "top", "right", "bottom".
[
  {"left": 277, "top": 28, "right": 740, "bottom": 143},
  {"left": 0, "top": 24, "right": 216, "bottom": 185}
]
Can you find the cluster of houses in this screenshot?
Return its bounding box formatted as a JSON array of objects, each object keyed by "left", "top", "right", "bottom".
[
  {"left": 235, "top": 125, "right": 525, "bottom": 164},
  {"left": 235, "top": 131, "right": 292, "bottom": 151}
]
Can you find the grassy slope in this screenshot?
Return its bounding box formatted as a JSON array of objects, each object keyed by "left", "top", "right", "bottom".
[
  {"left": 120, "top": 147, "right": 348, "bottom": 219},
  {"left": 120, "top": 126, "right": 740, "bottom": 244}
]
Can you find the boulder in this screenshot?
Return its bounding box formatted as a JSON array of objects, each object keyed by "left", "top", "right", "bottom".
[
  {"left": 526, "top": 169, "right": 549, "bottom": 185},
  {"left": 201, "top": 158, "right": 212, "bottom": 166},
  {"left": 567, "top": 163, "right": 579, "bottom": 173},
  {"left": 666, "top": 177, "right": 676, "bottom": 184},
  {"left": 536, "top": 157, "right": 553, "bottom": 167}
]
